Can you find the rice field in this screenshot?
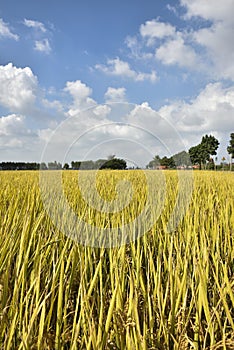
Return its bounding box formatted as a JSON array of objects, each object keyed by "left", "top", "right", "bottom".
[{"left": 0, "top": 170, "right": 233, "bottom": 349}]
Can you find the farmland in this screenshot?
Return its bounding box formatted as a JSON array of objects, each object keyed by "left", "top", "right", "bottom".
[{"left": 0, "top": 170, "right": 234, "bottom": 349}]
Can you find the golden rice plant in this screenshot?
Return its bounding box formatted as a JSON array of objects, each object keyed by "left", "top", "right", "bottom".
[{"left": 0, "top": 170, "right": 233, "bottom": 349}]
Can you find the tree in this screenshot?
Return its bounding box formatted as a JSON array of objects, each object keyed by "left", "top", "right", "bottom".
[
  {"left": 201, "top": 134, "right": 219, "bottom": 160},
  {"left": 160, "top": 156, "right": 175, "bottom": 168},
  {"left": 189, "top": 134, "right": 219, "bottom": 169},
  {"left": 221, "top": 157, "right": 226, "bottom": 171},
  {"left": 189, "top": 144, "right": 205, "bottom": 169},
  {"left": 146, "top": 154, "right": 175, "bottom": 169},
  {"left": 95, "top": 159, "right": 107, "bottom": 169},
  {"left": 146, "top": 155, "right": 160, "bottom": 169},
  {"left": 227, "top": 133, "right": 234, "bottom": 171},
  {"left": 214, "top": 156, "right": 218, "bottom": 171},
  {"left": 80, "top": 160, "right": 95, "bottom": 170},
  {"left": 40, "top": 162, "right": 48, "bottom": 170},
  {"left": 172, "top": 151, "right": 190, "bottom": 167},
  {"left": 146, "top": 160, "right": 156, "bottom": 169},
  {"left": 48, "top": 161, "right": 62, "bottom": 170},
  {"left": 100, "top": 158, "right": 127, "bottom": 170},
  {"left": 0, "top": 162, "right": 41, "bottom": 170},
  {"left": 63, "top": 163, "right": 69, "bottom": 170},
  {"left": 71, "top": 161, "right": 81, "bottom": 170}
]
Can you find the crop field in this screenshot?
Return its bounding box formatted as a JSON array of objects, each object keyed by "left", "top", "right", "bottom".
[{"left": 0, "top": 170, "right": 234, "bottom": 349}]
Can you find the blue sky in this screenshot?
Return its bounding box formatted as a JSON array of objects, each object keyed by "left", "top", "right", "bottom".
[{"left": 0, "top": 0, "right": 233, "bottom": 165}]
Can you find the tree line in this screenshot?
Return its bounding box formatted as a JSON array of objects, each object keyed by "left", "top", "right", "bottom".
[
  {"left": 147, "top": 133, "right": 234, "bottom": 170},
  {"left": 0, "top": 133, "right": 233, "bottom": 171},
  {"left": 0, "top": 157, "right": 127, "bottom": 171}
]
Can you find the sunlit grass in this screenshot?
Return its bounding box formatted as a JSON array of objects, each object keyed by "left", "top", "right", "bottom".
[{"left": 0, "top": 170, "right": 233, "bottom": 349}]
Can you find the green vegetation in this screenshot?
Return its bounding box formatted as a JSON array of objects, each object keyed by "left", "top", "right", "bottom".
[
  {"left": 188, "top": 134, "right": 219, "bottom": 170},
  {"left": 227, "top": 133, "right": 234, "bottom": 171},
  {"left": 146, "top": 151, "right": 191, "bottom": 169},
  {"left": 0, "top": 170, "right": 234, "bottom": 349}
]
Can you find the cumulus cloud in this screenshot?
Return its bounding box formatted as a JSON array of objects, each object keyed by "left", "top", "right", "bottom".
[
  {"left": 180, "top": 0, "right": 234, "bottom": 80},
  {"left": 34, "top": 38, "right": 51, "bottom": 54},
  {"left": 38, "top": 102, "right": 182, "bottom": 166},
  {"left": 42, "top": 98, "right": 64, "bottom": 112},
  {"left": 125, "top": 35, "right": 154, "bottom": 60},
  {"left": 155, "top": 83, "right": 234, "bottom": 158},
  {"left": 23, "top": 19, "right": 52, "bottom": 55},
  {"left": 155, "top": 36, "right": 199, "bottom": 68},
  {"left": 64, "top": 80, "right": 96, "bottom": 116},
  {"left": 192, "top": 21, "right": 234, "bottom": 80},
  {"left": 23, "top": 19, "right": 46, "bottom": 32},
  {"left": 0, "top": 114, "right": 21, "bottom": 136},
  {"left": 140, "top": 19, "right": 175, "bottom": 41},
  {"left": 180, "top": 0, "right": 234, "bottom": 21},
  {"left": 0, "top": 114, "right": 38, "bottom": 161},
  {"left": 1, "top": 80, "right": 233, "bottom": 164},
  {"left": 104, "top": 87, "right": 126, "bottom": 102},
  {"left": 125, "top": 102, "right": 185, "bottom": 154},
  {"left": 93, "top": 105, "right": 111, "bottom": 117},
  {"left": 0, "top": 18, "right": 19, "bottom": 40},
  {"left": 95, "top": 57, "right": 158, "bottom": 82},
  {"left": 159, "top": 82, "right": 234, "bottom": 133},
  {"left": 123, "top": 17, "right": 203, "bottom": 73},
  {"left": 0, "top": 114, "right": 27, "bottom": 137},
  {"left": 0, "top": 63, "right": 38, "bottom": 113},
  {"left": 121, "top": 1, "right": 234, "bottom": 80}
]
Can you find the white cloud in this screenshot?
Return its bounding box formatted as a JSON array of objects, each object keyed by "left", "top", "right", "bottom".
[
  {"left": 125, "top": 36, "right": 154, "bottom": 60},
  {"left": 180, "top": 0, "right": 234, "bottom": 80},
  {"left": 0, "top": 114, "right": 37, "bottom": 153},
  {"left": 34, "top": 39, "right": 51, "bottom": 54},
  {"left": 42, "top": 98, "right": 64, "bottom": 112},
  {"left": 192, "top": 21, "right": 234, "bottom": 80},
  {"left": 23, "top": 19, "right": 53, "bottom": 55},
  {"left": 159, "top": 82, "right": 234, "bottom": 133},
  {"left": 0, "top": 114, "right": 26, "bottom": 137},
  {"left": 95, "top": 57, "right": 158, "bottom": 82},
  {"left": 64, "top": 80, "right": 96, "bottom": 116},
  {"left": 0, "top": 18, "right": 19, "bottom": 40},
  {"left": 0, "top": 63, "right": 38, "bottom": 113},
  {"left": 93, "top": 105, "right": 111, "bottom": 117},
  {"left": 1, "top": 81, "right": 233, "bottom": 164},
  {"left": 166, "top": 4, "right": 178, "bottom": 15},
  {"left": 155, "top": 36, "right": 199, "bottom": 68},
  {"left": 23, "top": 19, "right": 46, "bottom": 32},
  {"left": 37, "top": 102, "right": 184, "bottom": 166},
  {"left": 125, "top": 18, "right": 202, "bottom": 73},
  {"left": 180, "top": 0, "right": 234, "bottom": 22},
  {"left": 121, "top": 1, "right": 234, "bottom": 80},
  {"left": 104, "top": 87, "right": 126, "bottom": 102},
  {"left": 154, "top": 82, "right": 234, "bottom": 159},
  {"left": 140, "top": 19, "right": 175, "bottom": 41}
]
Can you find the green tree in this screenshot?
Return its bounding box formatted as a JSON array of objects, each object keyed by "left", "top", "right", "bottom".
[
  {"left": 71, "top": 161, "right": 81, "bottom": 170},
  {"left": 172, "top": 151, "right": 191, "bottom": 167},
  {"left": 221, "top": 157, "right": 226, "bottom": 171},
  {"left": 95, "top": 159, "right": 107, "bottom": 169},
  {"left": 189, "top": 134, "right": 219, "bottom": 169},
  {"left": 160, "top": 156, "right": 175, "bottom": 168},
  {"left": 63, "top": 163, "right": 69, "bottom": 170},
  {"left": 80, "top": 160, "right": 95, "bottom": 170},
  {"left": 227, "top": 133, "right": 234, "bottom": 171},
  {"left": 40, "top": 162, "right": 47, "bottom": 170},
  {"left": 201, "top": 134, "right": 219, "bottom": 162},
  {"left": 146, "top": 155, "right": 161, "bottom": 169},
  {"left": 188, "top": 144, "right": 205, "bottom": 169},
  {"left": 48, "top": 161, "right": 62, "bottom": 170},
  {"left": 100, "top": 158, "right": 127, "bottom": 170}
]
